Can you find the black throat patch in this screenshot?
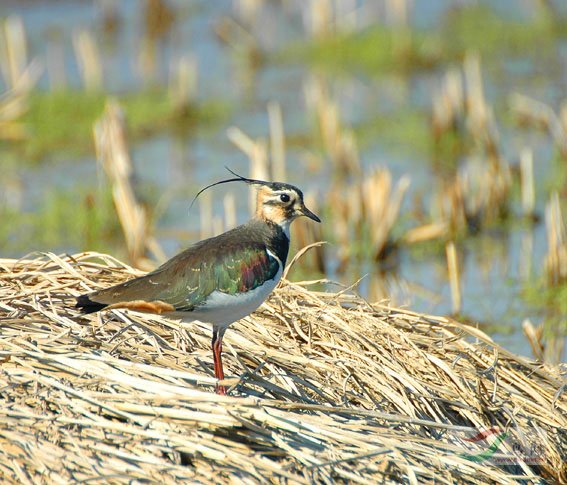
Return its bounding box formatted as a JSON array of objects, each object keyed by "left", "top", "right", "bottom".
[{"left": 259, "top": 219, "right": 290, "bottom": 267}]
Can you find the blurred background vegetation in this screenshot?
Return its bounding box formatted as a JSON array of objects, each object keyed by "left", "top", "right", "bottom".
[{"left": 0, "top": 0, "right": 565, "bottom": 361}]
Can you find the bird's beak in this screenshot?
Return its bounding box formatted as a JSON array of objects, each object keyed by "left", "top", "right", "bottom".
[{"left": 301, "top": 205, "right": 321, "bottom": 223}]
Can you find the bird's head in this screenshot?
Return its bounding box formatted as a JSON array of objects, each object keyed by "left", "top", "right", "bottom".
[
  {"left": 191, "top": 169, "right": 321, "bottom": 232},
  {"left": 253, "top": 180, "right": 320, "bottom": 226}
]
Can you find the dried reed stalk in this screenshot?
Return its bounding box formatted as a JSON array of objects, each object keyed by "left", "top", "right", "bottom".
[
  {"left": 445, "top": 241, "right": 461, "bottom": 314},
  {"left": 386, "top": 0, "right": 412, "bottom": 60},
  {"left": 268, "top": 101, "right": 286, "bottom": 182},
  {"left": 402, "top": 222, "right": 447, "bottom": 244},
  {"left": 435, "top": 175, "right": 467, "bottom": 234},
  {"left": 434, "top": 155, "right": 511, "bottom": 235},
  {"left": 521, "top": 319, "right": 564, "bottom": 366},
  {"left": 304, "top": 76, "right": 361, "bottom": 176},
  {"left": 227, "top": 126, "right": 269, "bottom": 215},
  {"left": 520, "top": 148, "right": 536, "bottom": 219},
  {"left": 522, "top": 319, "right": 544, "bottom": 361},
  {"left": 433, "top": 56, "right": 508, "bottom": 163},
  {"left": 301, "top": 0, "right": 372, "bottom": 37},
  {"left": 0, "top": 252, "right": 565, "bottom": 483},
  {"left": 0, "top": 16, "right": 26, "bottom": 87},
  {"left": 223, "top": 192, "right": 237, "bottom": 231},
  {"left": 72, "top": 29, "right": 103, "bottom": 91},
  {"left": 305, "top": 0, "right": 332, "bottom": 38},
  {"left": 227, "top": 116, "right": 289, "bottom": 219},
  {"left": 93, "top": 100, "right": 164, "bottom": 269},
  {"left": 334, "top": 0, "right": 358, "bottom": 33},
  {"left": 169, "top": 55, "right": 198, "bottom": 111},
  {"left": 544, "top": 191, "right": 567, "bottom": 285},
  {"left": 511, "top": 93, "right": 567, "bottom": 159},
  {"left": 0, "top": 16, "right": 42, "bottom": 92},
  {"left": 430, "top": 55, "right": 514, "bottom": 237},
  {"left": 198, "top": 189, "right": 214, "bottom": 239},
  {"left": 330, "top": 168, "right": 409, "bottom": 265},
  {"left": 464, "top": 53, "right": 499, "bottom": 158},
  {"left": 233, "top": 0, "right": 262, "bottom": 28},
  {"left": 432, "top": 67, "right": 463, "bottom": 140},
  {"left": 0, "top": 88, "right": 29, "bottom": 141},
  {"left": 290, "top": 193, "right": 325, "bottom": 274}
]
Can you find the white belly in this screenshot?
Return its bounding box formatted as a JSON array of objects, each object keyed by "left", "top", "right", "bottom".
[{"left": 173, "top": 264, "right": 282, "bottom": 328}]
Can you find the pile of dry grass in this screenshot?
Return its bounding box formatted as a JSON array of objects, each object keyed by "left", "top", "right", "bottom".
[{"left": 0, "top": 252, "right": 565, "bottom": 483}]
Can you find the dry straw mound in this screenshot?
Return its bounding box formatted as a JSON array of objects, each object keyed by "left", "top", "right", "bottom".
[{"left": 0, "top": 252, "right": 565, "bottom": 483}]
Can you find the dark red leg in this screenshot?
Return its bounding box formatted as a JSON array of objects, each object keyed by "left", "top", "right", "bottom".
[{"left": 212, "top": 328, "right": 226, "bottom": 395}]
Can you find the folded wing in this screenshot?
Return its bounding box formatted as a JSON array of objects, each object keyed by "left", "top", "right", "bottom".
[{"left": 76, "top": 241, "right": 280, "bottom": 315}]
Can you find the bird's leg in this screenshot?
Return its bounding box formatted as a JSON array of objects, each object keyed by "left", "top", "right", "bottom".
[{"left": 212, "top": 327, "right": 226, "bottom": 395}]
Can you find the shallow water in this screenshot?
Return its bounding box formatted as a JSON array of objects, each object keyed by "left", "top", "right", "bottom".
[{"left": 1, "top": 0, "right": 565, "bottom": 359}]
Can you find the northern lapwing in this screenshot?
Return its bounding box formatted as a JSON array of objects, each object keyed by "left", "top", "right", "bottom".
[{"left": 76, "top": 171, "right": 321, "bottom": 394}]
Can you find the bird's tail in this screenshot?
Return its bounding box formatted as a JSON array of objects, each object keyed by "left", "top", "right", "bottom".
[{"left": 76, "top": 294, "right": 107, "bottom": 314}]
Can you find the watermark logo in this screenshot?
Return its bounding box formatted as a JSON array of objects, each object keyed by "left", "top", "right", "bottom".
[
  {"left": 458, "top": 426, "right": 546, "bottom": 465},
  {"left": 460, "top": 427, "right": 507, "bottom": 463}
]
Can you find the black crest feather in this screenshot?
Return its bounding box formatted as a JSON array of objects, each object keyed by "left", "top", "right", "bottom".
[{"left": 189, "top": 167, "right": 276, "bottom": 210}]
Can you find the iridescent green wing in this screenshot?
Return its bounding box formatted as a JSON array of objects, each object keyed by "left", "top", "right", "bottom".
[
  {"left": 84, "top": 241, "right": 281, "bottom": 312},
  {"left": 154, "top": 242, "right": 280, "bottom": 311}
]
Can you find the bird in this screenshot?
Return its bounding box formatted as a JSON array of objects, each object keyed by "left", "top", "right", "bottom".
[{"left": 75, "top": 171, "right": 321, "bottom": 394}]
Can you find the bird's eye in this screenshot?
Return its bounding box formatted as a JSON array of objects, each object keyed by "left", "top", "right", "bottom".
[{"left": 279, "top": 193, "right": 290, "bottom": 203}]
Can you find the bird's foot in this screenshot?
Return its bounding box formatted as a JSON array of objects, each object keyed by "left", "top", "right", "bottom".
[{"left": 215, "top": 383, "right": 227, "bottom": 395}]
